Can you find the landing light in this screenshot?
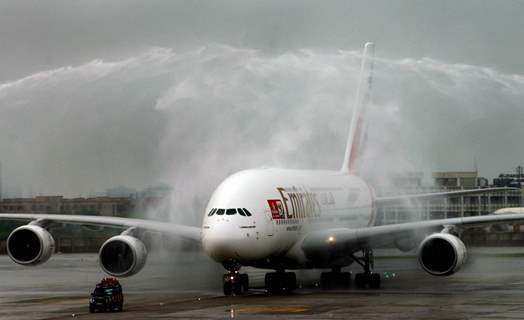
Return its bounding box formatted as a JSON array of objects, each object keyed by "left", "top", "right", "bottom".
[{"left": 327, "top": 236, "right": 336, "bottom": 244}]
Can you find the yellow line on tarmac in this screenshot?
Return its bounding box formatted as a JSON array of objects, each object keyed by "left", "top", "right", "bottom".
[{"left": 234, "top": 306, "right": 309, "bottom": 314}]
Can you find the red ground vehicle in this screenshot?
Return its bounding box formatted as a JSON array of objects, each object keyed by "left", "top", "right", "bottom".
[{"left": 89, "top": 277, "right": 124, "bottom": 313}]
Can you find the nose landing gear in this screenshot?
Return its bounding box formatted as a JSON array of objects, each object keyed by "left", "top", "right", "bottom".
[{"left": 223, "top": 270, "right": 249, "bottom": 296}]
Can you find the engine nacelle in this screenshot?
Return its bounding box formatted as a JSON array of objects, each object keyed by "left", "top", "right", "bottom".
[
  {"left": 99, "top": 235, "right": 147, "bottom": 277},
  {"left": 7, "top": 225, "right": 55, "bottom": 266},
  {"left": 418, "top": 233, "right": 467, "bottom": 276},
  {"left": 394, "top": 236, "right": 418, "bottom": 252}
]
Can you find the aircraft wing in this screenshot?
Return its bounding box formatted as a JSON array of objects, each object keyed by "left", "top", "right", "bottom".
[
  {"left": 0, "top": 213, "right": 201, "bottom": 241},
  {"left": 375, "top": 187, "right": 517, "bottom": 204},
  {"left": 301, "top": 212, "right": 524, "bottom": 256}
]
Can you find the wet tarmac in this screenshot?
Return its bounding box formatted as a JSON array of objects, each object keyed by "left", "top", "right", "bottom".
[{"left": 2, "top": 248, "right": 524, "bottom": 319}]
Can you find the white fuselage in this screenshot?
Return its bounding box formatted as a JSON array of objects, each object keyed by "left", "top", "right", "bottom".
[{"left": 201, "top": 168, "right": 374, "bottom": 269}]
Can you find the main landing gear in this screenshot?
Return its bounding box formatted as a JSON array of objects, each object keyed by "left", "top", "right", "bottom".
[
  {"left": 223, "top": 268, "right": 298, "bottom": 295},
  {"left": 320, "top": 267, "right": 351, "bottom": 289},
  {"left": 265, "top": 271, "right": 297, "bottom": 295},
  {"left": 318, "top": 249, "right": 380, "bottom": 290},
  {"left": 223, "top": 270, "right": 249, "bottom": 296},
  {"left": 351, "top": 248, "right": 381, "bottom": 289}
]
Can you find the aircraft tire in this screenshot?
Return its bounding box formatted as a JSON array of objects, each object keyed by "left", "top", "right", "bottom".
[
  {"left": 370, "top": 273, "right": 381, "bottom": 289},
  {"left": 233, "top": 280, "right": 243, "bottom": 295},
  {"left": 285, "top": 272, "right": 297, "bottom": 291},
  {"left": 341, "top": 272, "right": 351, "bottom": 288},
  {"left": 241, "top": 273, "right": 249, "bottom": 294},
  {"left": 355, "top": 273, "right": 367, "bottom": 288},
  {"left": 223, "top": 281, "right": 233, "bottom": 296},
  {"left": 355, "top": 272, "right": 380, "bottom": 289},
  {"left": 265, "top": 272, "right": 283, "bottom": 294},
  {"left": 265, "top": 272, "right": 296, "bottom": 294}
]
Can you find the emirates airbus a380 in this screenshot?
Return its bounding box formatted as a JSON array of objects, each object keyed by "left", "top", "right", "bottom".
[{"left": 2, "top": 43, "right": 523, "bottom": 295}]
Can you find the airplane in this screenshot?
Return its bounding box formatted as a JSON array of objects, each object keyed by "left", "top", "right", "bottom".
[{"left": 1, "top": 42, "right": 524, "bottom": 296}]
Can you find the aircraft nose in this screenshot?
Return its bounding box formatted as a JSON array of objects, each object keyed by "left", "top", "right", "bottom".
[
  {"left": 202, "top": 220, "right": 265, "bottom": 263},
  {"left": 202, "top": 222, "right": 240, "bottom": 261}
]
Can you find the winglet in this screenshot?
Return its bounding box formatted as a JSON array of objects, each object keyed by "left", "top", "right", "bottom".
[{"left": 341, "top": 42, "right": 375, "bottom": 174}]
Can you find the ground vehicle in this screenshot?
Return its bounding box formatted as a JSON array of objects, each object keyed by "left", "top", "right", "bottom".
[{"left": 89, "top": 277, "right": 123, "bottom": 313}]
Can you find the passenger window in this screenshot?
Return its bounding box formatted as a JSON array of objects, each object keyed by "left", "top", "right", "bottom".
[
  {"left": 216, "top": 209, "right": 225, "bottom": 215},
  {"left": 226, "top": 208, "right": 237, "bottom": 215},
  {"left": 242, "top": 208, "right": 252, "bottom": 216},
  {"left": 208, "top": 208, "right": 216, "bottom": 216},
  {"left": 237, "top": 208, "right": 246, "bottom": 216}
]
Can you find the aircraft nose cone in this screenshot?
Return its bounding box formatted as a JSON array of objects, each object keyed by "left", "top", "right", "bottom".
[
  {"left": 202, "top": 221, "right": 264, "bottom": 263},
  {"left": 202, "top": 224, "right": 239, "bottom": 261}
]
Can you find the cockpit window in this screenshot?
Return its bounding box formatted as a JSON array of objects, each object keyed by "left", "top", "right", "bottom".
[{"left": 209, "top": 208, "right": 251, "bottom": 217}]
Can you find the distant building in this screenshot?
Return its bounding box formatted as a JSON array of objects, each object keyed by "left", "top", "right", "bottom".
[
  {"left": 432, "top": 171, "right": 488, "bottom": 189},
  {"left": 493, "top": 166, "right": 524, "bottom": 188},
  {"left": 0, "top": 196, "right": 133, "bottom": 217},
  {"left": 104, "top": 186, "right": 137, "bottom": 198},
  {"left": 376, "top": 170, "right": 523, "bottom": 226}
]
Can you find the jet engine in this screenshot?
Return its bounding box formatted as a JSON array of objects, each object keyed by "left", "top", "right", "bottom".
[
  {"left": 394, "top": 236, "right": 418, "bottom": 252},
  {"left": 99, "top": 235, "right": 147, "bottom": 277},
  {"left": 7, "top": 225, "right": 55, "bottom": 266},
  {"left": 418, "top": 233, "right": 467, "bottom": 276}
]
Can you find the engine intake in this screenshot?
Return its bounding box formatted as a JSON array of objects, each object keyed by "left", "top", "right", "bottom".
[
  {"left": 99, "top": 235, "right": 147, "bottom": 277},
  {"left": 418, "top": 233, "right": 467, "bottom": 276},
  {"left": 7, "top": 225, "right": 55, "bottom": 266}
]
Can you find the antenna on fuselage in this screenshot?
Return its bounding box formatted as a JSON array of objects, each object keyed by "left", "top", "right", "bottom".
[{"left": 341, "top": 42, "right": 375, "bottom": 174}]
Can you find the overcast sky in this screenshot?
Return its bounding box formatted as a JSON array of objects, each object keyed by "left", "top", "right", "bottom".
[{"left": 1, "top": 0, "right": 524, "bottom": 201}]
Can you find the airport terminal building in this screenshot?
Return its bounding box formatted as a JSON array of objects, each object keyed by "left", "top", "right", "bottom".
[
  {"left": 376, "top": 171, "right": 523, "bottom": 224},
  {"left": 375, "top": 169, "right": 524, "bottom": 245}
]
